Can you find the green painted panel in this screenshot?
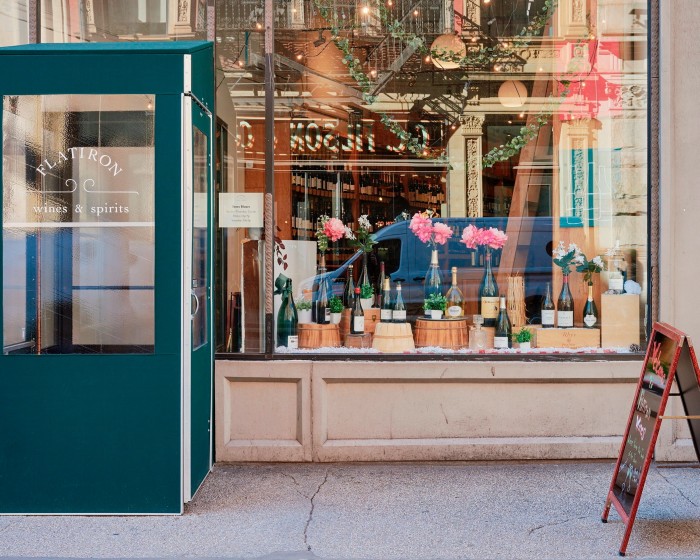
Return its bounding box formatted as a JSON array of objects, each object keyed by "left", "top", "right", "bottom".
[{"left": 0, "top": 355, "right": 181, "bottom": 513}]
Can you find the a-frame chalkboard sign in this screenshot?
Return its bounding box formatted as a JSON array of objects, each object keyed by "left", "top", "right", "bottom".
[{"left": 602, "top": 322, "right": 700, "bottom": 556}]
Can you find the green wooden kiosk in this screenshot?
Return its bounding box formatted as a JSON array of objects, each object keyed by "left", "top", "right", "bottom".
[{"left": 0, "top": 42, "right": 214, "bottom": 513}]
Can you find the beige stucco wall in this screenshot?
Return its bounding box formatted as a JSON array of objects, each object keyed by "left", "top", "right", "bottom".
[
  {"left": 655, "top": 0, "right": 699, "bottom": 461},
  {"left": 216, "top": 359, "right": 642, "bottom": 462}
]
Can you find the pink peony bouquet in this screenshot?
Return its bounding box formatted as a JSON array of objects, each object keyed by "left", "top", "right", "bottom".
[
  {"left": 460, "top": 225, "right": 507, "bottom": 251},
  {"left": 316, "top": 215, "right": 348, "bottom": 253},
  {"left": 409, "top": 213, "right": 454, "bottom": 248},
  {"left": 323, "top": 217, "right": 346, "bottom": 242}
]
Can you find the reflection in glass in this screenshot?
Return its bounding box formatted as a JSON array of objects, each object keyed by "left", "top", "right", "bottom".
[{"left": 2, "top": 94, "right": 155, "bottom": 354}]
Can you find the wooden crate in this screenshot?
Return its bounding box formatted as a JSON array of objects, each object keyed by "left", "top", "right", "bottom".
[
  {"left": 533, "top": 327, "right": 600, "bottom": 349},
  {"left": 345, "top": 333, "right": 372, "bottom": 349},
  {"left": 339, "top": 308, "right": 381, "bottom": 342},
  {"left": 601, "top": 294, "right": 640, "bottom": 348}
]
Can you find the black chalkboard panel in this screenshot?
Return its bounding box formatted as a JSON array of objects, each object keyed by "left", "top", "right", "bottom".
[{"left": 602, "top": 322, "right": 700, "bottom": 556}]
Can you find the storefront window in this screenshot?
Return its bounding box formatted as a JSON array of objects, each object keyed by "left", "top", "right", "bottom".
[
  {"left": 217, "top": 0, "right": 648, "bottom": 357},
  {"left": 2, "top": 94, "right": 155, "bottom": 354},
  {"left": 0, "top": 0, "right": 28, "bottom": 46}
]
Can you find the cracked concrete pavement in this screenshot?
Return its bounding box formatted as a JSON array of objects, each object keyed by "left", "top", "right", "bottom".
[{"left": 0, "top": 461, "right": 699, "bottom": 559}]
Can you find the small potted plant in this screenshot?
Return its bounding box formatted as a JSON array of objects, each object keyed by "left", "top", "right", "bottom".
[
  {"left": 514, "top": 327, "right": 532, "bottom": 351},
  {"left": 296, "top": 299, "right": 313, "bottom": 324},
  {"left": 328, "top": 296, "right": 343, "bottom": 324},
  {"left": 425, "top": 293, "right": 447, "bottom": 319},
  {"left": 359, "top": 283, "right": 374, "bottom": 311}
]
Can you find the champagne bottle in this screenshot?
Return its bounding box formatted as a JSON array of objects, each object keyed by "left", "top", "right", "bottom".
[
  {"left": 375, "top": 261, "right": 386, "bottom": 308},
  {"left": 583, "top": 284, "right": 599, "bottom": 328},
  {"left": 380, "top": 277, "right": 392, "bottom": 322},
  {"left": 479, "top": 248, "right": 499, "bottom": 327},
  {"left": 445, "top": 266, "right": 465, "bottom": 319},
  {"left": 314, "top": 258, "right": 331, "bottom": 325},
  {"left": 276, "top": 277, "right": 298, "bottom": 348},
  {"left": 557, "top": 275, "right": 574, "bottom": 328},
  {"left": 343, "top": 264, "right": 355, "bottom": 308},
  {"left": 393, "top": 282, "right": 407, "bottom": 323},
  {"left": 541, "top": 281, "right": 555, "bottom": 328},
  {"left": 351, "top": 287, "right": 365, "bottom": 334},
  {"left": 494, "top": 296, "right": 512, "bottom": 349}
]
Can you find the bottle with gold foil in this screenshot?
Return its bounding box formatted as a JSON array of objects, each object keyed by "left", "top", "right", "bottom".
[
  {"left": 479, "top": 248, "right": 499, "bottom": 327},
  {"left": 445, "top": 267, "right": 465, "bottom": 319}
]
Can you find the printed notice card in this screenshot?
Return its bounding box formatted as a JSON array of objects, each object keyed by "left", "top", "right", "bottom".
[{"left": 219, "top": 193, "right": 263, "bottom": 228}]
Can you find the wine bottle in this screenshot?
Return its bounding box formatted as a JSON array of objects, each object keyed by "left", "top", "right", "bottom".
[
  {"left": 557, "top": 275, "right": 574, "bottom": 328},
  {"left": 314, "top": 258, "right": 331, "bottom": 325},
  {"left": 276, "top": 277, "right": 298, "bottom": 348},
  {"left": 393, "top": 282, "right": 407, "bottom": 323},
  {"left": 541, "top": 282, "right": 555, "bottom": 328},
  {"left": 607, "top": 240, "right": 627, "bottom": 294},
  {"left": 494, "top": 296, "right": 512, "bottom": 349},
  {"left": 380, "top": 278, "right": 392, "bottom": 322},
  {"left": 423, "top": 249, "right": 443, "bottom": 318},
  {"left": 351, "top": 287, "right": 365, "bottom": 334},
  {"left": 479, "top": 248, "right": 499, "bottom": 327},
  {"left": 343, "top": 264, "right": 355, "bottom": 308},
  {"left": 583, "top": 284, "right": 599, "bottom": 328},
  {"left": 445, "top": 266, "right": 465, "bottom": 319},
  {"left": 374, "top": 261, "right": 386, "bottom": 308}
]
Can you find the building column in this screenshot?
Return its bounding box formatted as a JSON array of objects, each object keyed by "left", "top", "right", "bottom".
[{"left": 462, "top": 114, "right": 485, "bottom": 218}]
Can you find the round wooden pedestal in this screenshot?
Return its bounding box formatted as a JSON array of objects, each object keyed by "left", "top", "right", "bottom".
[
  {"left": 298, "top": 323, "right": 340, "bottom": 349},
  {"left": 372, "top": 322, "right": 415, "bottom": 353},
  {"left": 414, "top": 318, "right": 468, "bottom": 349}
]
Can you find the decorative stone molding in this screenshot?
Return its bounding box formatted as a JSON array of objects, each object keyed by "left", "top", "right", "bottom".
[
  {"left": 178, "top": 0, "right": 190, "bottom": 23},
  {"left": 466, "top": 137, "right": 482, "bottom": 217},
  {"left": 459, "top": 114, "right": 484, "bottom": 135}
]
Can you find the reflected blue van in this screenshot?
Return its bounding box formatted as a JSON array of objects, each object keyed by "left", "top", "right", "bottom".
[{"left": 302, "top": 216, "right": 554, "bottom": 323}]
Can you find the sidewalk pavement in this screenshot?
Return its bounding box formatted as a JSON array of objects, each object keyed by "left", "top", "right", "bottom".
[{"left": 0, "top": 461, "right": 698, "bottom": 559}]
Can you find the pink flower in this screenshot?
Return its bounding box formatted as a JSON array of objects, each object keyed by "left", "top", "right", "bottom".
[
  {"left": 482, "top": 227, "right": 508, "bottom": 250},
  {"left": 409, "top": 213, "right": 434, "bottom": 244},
  {"left": 324, "top": 217, "right": 346, "bottom": 242},
  {"left": 432, "top": 222, "right": 453, "bottom": 246},
  {"left": 460, "top": 225, "right": 507, "bottom": 250},
  {"left": 460, "top": 224, "right": 481, "bottom": 249}
]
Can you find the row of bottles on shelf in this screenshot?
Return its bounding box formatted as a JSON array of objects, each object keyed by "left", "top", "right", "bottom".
[
  {"left": 540, "top": 279, "right": 599, "bottom": 329},
  {"left": 290, "top": 167, "right": 446, "bottom": 201}
]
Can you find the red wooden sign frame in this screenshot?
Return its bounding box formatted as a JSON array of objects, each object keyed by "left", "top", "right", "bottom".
[{"left": 602, "top": 322, "right": 700, "bottom": 556}]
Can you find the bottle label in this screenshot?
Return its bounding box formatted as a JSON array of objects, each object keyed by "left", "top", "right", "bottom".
[
  {"left": 287, "top": 335, "right": 299, "bottom": 350},
  {"left": 447, "top": 305, "right": 463, "bottom": 318},
  {"left": 584, "top": 314, "right": 597, "bottom": 327},
  {"left": 481, "top": 297, "right": 499, "bottom": 319},
  {"left": 324, "top": 308, "right": 331, "bottom": 321},
  {"left": 541, "top": 310, "right": 555, "bottom": 326},
  {"left": 558, "top": 310, "right": 574, "bottom": 328},
  {"left": 393, "top": 310, "right": 406, "bottom": 321},
  {"left": 353, "top": 317, "right": 365, "bottom": 333},
  {"left": 380, "top": 309, "right": 392, "bottom": 321},
  {"left": 609, "top": 277, "right": 623, "bottom": 291},
  {"left": 494, "top": 336, "right": 509, "bottom": 349}
]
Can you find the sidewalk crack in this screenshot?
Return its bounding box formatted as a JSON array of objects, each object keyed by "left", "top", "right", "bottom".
[
  {"left": 303, "top": 468, "right": 330, "bottom": 551},
  {"left": 528, "top": 515, "right": 587, "bottom": 536},
  {"left": 656, "top": 469, "right": 699, "bottom": 507}
]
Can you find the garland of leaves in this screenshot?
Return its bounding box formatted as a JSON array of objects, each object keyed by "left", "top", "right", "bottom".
[{"left": 311, "top": 0, "right": 577, "bottom": 168}]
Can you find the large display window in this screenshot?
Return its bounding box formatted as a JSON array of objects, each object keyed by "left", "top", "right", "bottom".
[{"left": 217, "top": 0, "right": 648, "bottom": 357}]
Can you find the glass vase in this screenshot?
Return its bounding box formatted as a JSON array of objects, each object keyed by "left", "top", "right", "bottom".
[{"left": 423, "top": 248, "right": 443, "bottom": 317}]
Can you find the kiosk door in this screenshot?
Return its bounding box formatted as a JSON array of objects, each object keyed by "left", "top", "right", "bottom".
[
  {"left": 183, "top": 94, "right": 213, "bottom": 500},
  {"left": 0, "top": 42, "right": 215, "bottom": 514}
]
